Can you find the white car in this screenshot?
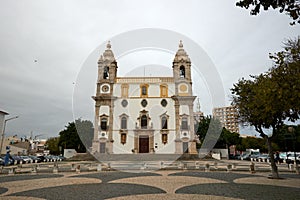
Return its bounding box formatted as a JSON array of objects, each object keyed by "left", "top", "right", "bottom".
[{"left": 285, "top": 153, "right": 300, "bottom": 164}]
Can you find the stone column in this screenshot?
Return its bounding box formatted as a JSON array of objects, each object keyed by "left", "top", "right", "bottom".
[
  {"left": 174, "top": 98, "right": 182, "bottom": 154},
  {"left": 108, "top": 99, "right": 114, "bottom": 153},
  {"left": 92, "top": 105, "right": 100, "bottom": 153},
  {"left": 94, "top": 105, "right": 99, "bottom": 140}
]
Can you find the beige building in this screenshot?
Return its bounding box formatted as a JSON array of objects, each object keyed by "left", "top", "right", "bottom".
[
  {"left": 213, "top": 106, "right": 239, "bottom": 133},
  {"left": 92, "top": 41, "right": 198, "bottom": 155}
]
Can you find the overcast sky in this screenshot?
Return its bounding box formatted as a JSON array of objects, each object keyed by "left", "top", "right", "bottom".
[{"left": 1, "top": 0, "right": 299, "bottom": 138}]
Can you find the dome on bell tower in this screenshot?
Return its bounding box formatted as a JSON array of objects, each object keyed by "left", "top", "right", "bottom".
[
  {"left": 102, "top": 41, "right": 116, "bottom": 63},
  {"left": 173, "top": 40, "right": 190, "bottom": 62}
]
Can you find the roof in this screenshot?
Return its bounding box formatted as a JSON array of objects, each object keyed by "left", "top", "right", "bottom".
[{"left": 0, "top": 109, "right": 9, "bottom": 115}]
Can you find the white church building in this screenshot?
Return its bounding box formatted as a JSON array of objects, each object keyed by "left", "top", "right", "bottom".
[{"left": 92, "top": 41, "right": 198, "bottom": 155}]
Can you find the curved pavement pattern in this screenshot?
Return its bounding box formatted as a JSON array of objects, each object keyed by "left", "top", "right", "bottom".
[{"left": 0, "top": 171, "right": 299, "bottom": 200}]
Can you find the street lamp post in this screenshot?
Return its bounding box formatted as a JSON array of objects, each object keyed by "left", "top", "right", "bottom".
[{"left": 0, "top": 116, "right": 19, "bottom": 155}]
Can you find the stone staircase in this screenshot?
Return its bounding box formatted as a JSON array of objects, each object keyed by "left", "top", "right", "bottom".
[{"left": 92, "top": 153, "right": 200, "bottom": 162}]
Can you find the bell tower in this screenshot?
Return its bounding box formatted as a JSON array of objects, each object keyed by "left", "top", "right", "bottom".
[
  {"left": 97, "top": 41, "right": 118, "bottom": 93},
  {"left": 92, "top": 41, "right": 118, "bottom": 154},
  {"left": 172, "top": 41, "right": 197, "bottom": 155},
  {"left": 173, "top": 40, "right": 192, "bottom": 96}
]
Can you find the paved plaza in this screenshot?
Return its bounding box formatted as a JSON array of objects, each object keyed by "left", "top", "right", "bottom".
[{"left": 0, "top": 161, "right": 299, "bottom": 200}]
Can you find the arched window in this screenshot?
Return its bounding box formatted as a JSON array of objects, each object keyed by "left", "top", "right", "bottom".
[
  {"left": 101, "top": 118, "right": 108, "bottom": 130},
  {"left": 121, "top": 117, "right": 127, "bottom": 129},
  {"left": 181, "top": 117, "right": 188, "bottom": 130},
  {"left": 180, "top": 66, "right": 185, "bottom": 78},
  {"left": 161, "top": 116, "right": 168, "bottom": 129},
  {"left": 141, "top": 115, "right": 147, "bottom": 129},
  {"left": 103, "top": 66, "right": 109, "bottom": 79}
]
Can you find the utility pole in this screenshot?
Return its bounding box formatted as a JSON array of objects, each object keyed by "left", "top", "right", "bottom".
[{"left": 0, "top": 116, "right": 19, "bottom": 155}]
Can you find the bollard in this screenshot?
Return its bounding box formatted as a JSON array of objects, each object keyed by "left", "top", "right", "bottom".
[
  {"left": 177, "top": 162, "right": 183, "bottom": 169},
  {"left": 295, "top": 165, "right": 299, "bottom": 174},
  {"left": 289, "top": 164, "right": 294, "bottom": 171},
  {"left": 76, "top": 164, "right": 80, "bottom": 173},
  {"left": 232, "top": 163, "right": 237, "bottom": 169},
  {"left": 53, "top": 164, "right": 58, "bottom": 174},
  {"left": 97, "top": 164, "right": 102, "bottom": 171},
  {"left": 88, "top": 163, "right": 93, "bottom": 171},
  {"left": 214, "top": 162, "right": 218, "bottom": 169},
  {"left": 227, "top": 164, "right": 232, "bottom": 173},
  {"left": 160, "top": 161, "right": 165, "bottom": 169},
  {"left": 205, "top": 163, "right": 210, "bottom": 172},
  {"left": 195, "top": 161, "right": 199, "bottom": 169},
  {"left": 8, "top": 168, "right": 15, "bottom": 175},
  {"left": 250, "top": 162, "right": 255, "bottom": 174},
  {"left": 140, "top": 162, "right": 145, "bottom": 170},
  {"left": 183, "top": 162, "right": 187, "bottom": 170},
  {"left": 71, "top": 163, "right": 76, "bottom": 171},
  {"left": 32, "top": 165, "right": 37, "bottom": 174}
]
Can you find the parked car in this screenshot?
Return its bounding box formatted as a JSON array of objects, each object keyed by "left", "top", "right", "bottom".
[
  {"left": 286, "top": 153, "right": 300, "bottom": 164},
  {"left": 257, "top": 154, "right": 269, "bottom": 162},
  {"left": 240, "top": 153, "right": 251, "bottom": 160},
  {"left": 20, "top": 156, "right": 33, "bottom": 164},
  {"left": 29, "top": 155, "right": 41, "bottom": 163},
  {"left": 249, "top": 153, "right": 261, "bottom": 161},
  {"left": 37, "top": 155, "right": 47, "bottom": 162},
  {"left": 229, "top": 154, "right": 241, "bottom": 160},
  {"left": 58, "top": 155, "right": 65, "bottom": 161},
  {"left": 11, "top": 155, "right": 24, "bottom": 164}
]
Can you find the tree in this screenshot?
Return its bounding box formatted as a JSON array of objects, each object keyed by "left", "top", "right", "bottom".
[
  {"left": 273, "top": 124, "right": 300, "bottom": 152},
  {"left": 75, "top": 119, "right": 94, "bottom": 150},
  {"left": 196, "top": 115, "right": 212, "bottom": 146},
  {"left": 236, "top": 0, "right": 300, "bottom": 25},
  {"left": 46, "top": 137, "right": 60, "bottom": 155},
  {"left": 196, "top": 115, "right": 223, "bottom": 148},
  {"left": 237, "top": 136, "right": 268, "bottom": 152},
  {"left": 197, "top": 115, "right": 233, "bottom": 157},
  {"left": 269, "top": 37, "right": 300, "bottom": 120},
  {"left": 231, "top": 37, "right": 300, "bottom": 178},
  {"left": 215, "top": 128, "right": 241, "bottom": 149},
  {"left": 58, "top": 119, "right": 94, "bottom": 153}
]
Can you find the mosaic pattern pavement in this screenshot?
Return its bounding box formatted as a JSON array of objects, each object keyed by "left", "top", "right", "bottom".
[{"left": 0, "top": 171, "right": 299, "bottom": 200}]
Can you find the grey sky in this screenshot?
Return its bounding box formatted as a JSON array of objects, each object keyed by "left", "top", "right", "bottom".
[{"left": 0, "top": 0, "right": 299, "bottom": 138}]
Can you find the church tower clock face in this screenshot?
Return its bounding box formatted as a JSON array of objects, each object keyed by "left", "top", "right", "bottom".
[
  {"left": 101, "top": 84, "right": 110, "bottom": 93},
  {"left": 179, "top": 83, "right": 188, "bottom": 93}
]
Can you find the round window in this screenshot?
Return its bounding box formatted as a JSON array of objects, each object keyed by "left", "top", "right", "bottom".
[
  {"left": 141, "top": 99, "right": 148, "bottom": 107},
  {"left": 121, "top": 99, "right": 128, "bottom": 107},
  {"left": 161, "top": 99, "right": 167, "bottom": 107}
]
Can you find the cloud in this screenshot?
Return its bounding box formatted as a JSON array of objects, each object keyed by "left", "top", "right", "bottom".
[{"left": 0, "top": 0, "right": 299, "bottom": 137}]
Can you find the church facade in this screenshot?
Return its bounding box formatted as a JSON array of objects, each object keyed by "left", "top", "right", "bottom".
[{"left": 92, "top": 41, "right": 198, "bottom": 154}]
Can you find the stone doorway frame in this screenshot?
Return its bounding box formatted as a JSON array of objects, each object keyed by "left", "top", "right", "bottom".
[{"left": 133, "top": 129, "right": 154, "bottom": 153}]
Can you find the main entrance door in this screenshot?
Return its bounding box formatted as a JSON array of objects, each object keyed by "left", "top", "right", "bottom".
[{"left": 139, "top": 136, "right": 149, "bottom": 153}]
